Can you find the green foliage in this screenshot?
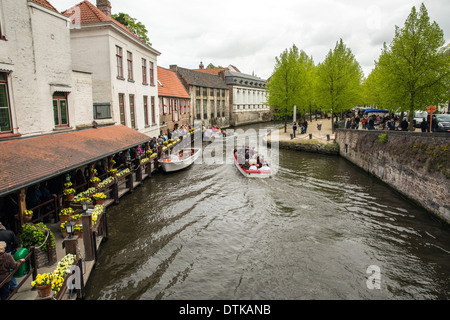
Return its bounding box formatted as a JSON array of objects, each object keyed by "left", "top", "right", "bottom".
[
  {"left": 206, "top": 63, "right": 223, "bottom": 69},
  {"left": 378, "top": 133, "right": 388, "bottom": 144},
  {"left": 20, "top": 223, "right": 56, "bottom": 252},
  {"left": 371, "top": 4, "right": 449, "bottom": 122},
  {"left": 266, "top": 45, "right": 315, "bottom": 131},
  {"left": 112, "top": 12, "right": 152, "bottom": 46},
  {"left": 316, "top": 39, "right": 363, "bottom": 119}
]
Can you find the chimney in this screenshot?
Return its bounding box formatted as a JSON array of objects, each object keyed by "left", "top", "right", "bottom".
[
  {"left": 97, "top": 0, "right": 112, "bottom": 17},
  {"left": 199, "top": 61, "right": 204, "bottom": 70}
]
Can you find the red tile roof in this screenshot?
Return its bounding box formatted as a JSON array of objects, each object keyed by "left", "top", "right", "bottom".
[
  {"left": 0, "top": 125, "right": 151, "bottom": 197},
  {"left": 193, "top": 68, "right": 228, "bottom": 76},
  {"left": 62, "top": 1, "right": 149, "bottom": 47},
  {"left": 157, "top": 67, "right": 190, "bottom": 99},
  {"left": 31, "top": 0, "right": 59, "bottom": 13}
]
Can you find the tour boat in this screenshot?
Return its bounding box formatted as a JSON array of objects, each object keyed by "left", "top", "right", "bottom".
[
  {"left": 158, "top": 148, "right": 201, "bottom": 173},
  {"left": 233, "top": 152, "right": 272, "bottom": 178},
  {"left": 203, "top": 129, "right": 237, "bottom": 142}
]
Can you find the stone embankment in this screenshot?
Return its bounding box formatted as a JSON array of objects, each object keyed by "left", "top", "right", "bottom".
[{"left": 335, "top": 129, "right": 450, "bottom": 225}]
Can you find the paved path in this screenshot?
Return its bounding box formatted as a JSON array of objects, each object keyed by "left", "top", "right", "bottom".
[{"left": 274, "top": 118, "right": 335, "bottom": 144}]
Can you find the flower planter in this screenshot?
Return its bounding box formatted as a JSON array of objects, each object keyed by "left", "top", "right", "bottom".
[
  {"left": 93, "top": 182, "right": 99, "bottom": 188},
  {"left": 95, "top": 199, "right": 104, "bottom": 205},
  {"left": 23, "top": 215, "right": 32, "bottom": 223},
  {"left": 66, "top": 194, "right": 74, "bottom": 201},
  {"left": 59, "top": 215, "right": 71, "bottom": 223},
  {"left": 36, "top": 284, "right": 52, "bottom": 298}
]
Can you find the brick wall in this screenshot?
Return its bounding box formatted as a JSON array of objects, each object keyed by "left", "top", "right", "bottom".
[{"left": 335, "top": 129, "right": 450, "bottom": 224}]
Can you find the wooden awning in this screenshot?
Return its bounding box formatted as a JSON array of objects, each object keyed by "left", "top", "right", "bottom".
[{"left": 0, "top": 125, "right": 151, "bottom": 197}]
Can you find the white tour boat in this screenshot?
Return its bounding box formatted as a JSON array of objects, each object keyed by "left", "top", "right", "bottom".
[
  {"left": 159, "top": 148, "right": 201, "bottom": 173},
  {"left": 203, "top": 129, "right": 237, "bottom": 142}
]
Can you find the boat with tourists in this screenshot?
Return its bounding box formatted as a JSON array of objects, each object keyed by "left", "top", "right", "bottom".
[
  {"left": 233, "top": 146, "right": 272, "bottom": 178},
  {"left": 159, "top": 148, "right": 201, "bottom": 173},
  {"left": 203, "top": 128, "right": 237, "bottom": 142}
]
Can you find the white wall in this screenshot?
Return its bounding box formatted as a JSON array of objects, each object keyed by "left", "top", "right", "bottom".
[
  {"left": 0, "top": 0, "right": 86, "bottom": 138},
  {"left": 70, "top": 25, "right": 160, "bottom": 138}
]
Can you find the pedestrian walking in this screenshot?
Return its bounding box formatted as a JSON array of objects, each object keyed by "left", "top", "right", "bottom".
[{"left": 293, "top": 122, "right": 297, "bottom": 138}]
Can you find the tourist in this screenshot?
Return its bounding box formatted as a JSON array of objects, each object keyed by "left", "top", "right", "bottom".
[
  {"left": 388, "top": 118, "right": 396, "bottom": 130},
  {"left": 400, "top": 119, "right": 409, "bottom": 131},
  {"left": 317, "top": 121, "right": 322, "bottom": 133},
  {"left": 26, "top": 185, "right": 42, "bottom": 220},
  {"left": 346, "top": 118, "right": 352, "bottom": 129},
  {"left": 293, "top": 122, "right": 297, "bottom": 138},
  {"left": 260, "top": 162, "right": 270, "bottom": 171},
  {"left": 0, "top": 223, "right": 21, "bottom": 295},
  {"left": 303, "top": 120, "right": 308, "bottom": 133},
  {"left": 242, "top": 159, "right": 250, "bottom": 170},
  {"left": 0, "top": 241, "right": 25, "bottom": 300},
  {"left": 431, "top": 115, "right": 438, "bottom": 132},
  {"left": 249, "top": 163, "right": 258, "bottom": 170},
  {"left": 420, "top": 118, "right": 429, "bottom": 132},
  {"left": 368, "top": 116, "right": 375, "bottom": 130}
]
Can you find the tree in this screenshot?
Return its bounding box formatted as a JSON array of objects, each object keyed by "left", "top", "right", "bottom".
[
  {"left": 266, "top": 45, "right": 309, "bottom": 132},
  {"left": 375, "top": 3, "right": 450, "bottom": 129},
  {"left": 112, "top": 12, "right": 152, "bottom": 46},
  {"left": 206, "top": 63, "right": 223, "bottom": 69},
  {"left": 316, "top": 39, "right": 363, "bottom": 132}
]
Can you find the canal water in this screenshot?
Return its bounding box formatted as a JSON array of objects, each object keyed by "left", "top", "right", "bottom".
[{"left": 85, "top": 122, "right": 450, "bottom": 300}]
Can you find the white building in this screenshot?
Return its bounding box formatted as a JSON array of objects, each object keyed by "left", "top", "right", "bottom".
[
  {"left": 0, "top": 0, "right": 94, "bottom": 139},
  {"left": 225, "top": 69, "right": 270, "bottom": 126},
  {"left": 63, "top": 0, "right": 161, "bottom": 138}
]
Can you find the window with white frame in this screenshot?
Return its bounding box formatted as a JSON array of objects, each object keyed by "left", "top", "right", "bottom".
[{"left": 0, "top": 72, "right": 12, "bottom": 132}]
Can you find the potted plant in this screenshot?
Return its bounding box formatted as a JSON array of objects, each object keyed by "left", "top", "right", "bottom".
[
  {"left": 108, "top": 168, "right": 118, "bottom": 177},
  {"left": 92, "top": 192, "right": 107, "bottom": 205},
  {"left": 70, "top": 213, "right": 82, "bottom": 224},
  {"left": 20, "top": 223, "right": 56, "bottom": 253},
  {"left": 58, "top": 207, "right": 74, "bottom": 223},
  {"left": 31, "top": 273, "right": 53, "bottom": 298},
  {"left": 23, "top": 210, "right": 33, "bottom": 223},
  {"left": 90, "top": 176, "right": 101, "bottom": 188},
  {"left": 63, "top": 188, "right": 76, "bottom": 201}
]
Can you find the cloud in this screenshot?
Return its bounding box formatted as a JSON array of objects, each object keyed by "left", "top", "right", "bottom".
[{"left": 52, "top": 0, "right": 450, "bottom": 79}]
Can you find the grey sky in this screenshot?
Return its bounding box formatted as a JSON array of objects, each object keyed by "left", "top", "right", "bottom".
[{"left": 52, "top": 0, "right": 450, "bottom": 79}]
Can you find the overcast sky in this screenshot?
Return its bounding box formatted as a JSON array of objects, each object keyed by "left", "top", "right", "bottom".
[{"left": 52, "top": 0, "right": 449, "bottom": 79}]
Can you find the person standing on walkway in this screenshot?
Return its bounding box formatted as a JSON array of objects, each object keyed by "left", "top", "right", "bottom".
[
  {"left": 400, "top": 119, "right": 409, "bottom": 131},
  {"left": 303, "top": 120, "right": 308, "bottom": 133},
  {"left": 293, "top": 122, "right": 297, "bottom": 138},
  {"left": 420, "top": 118, "right": 429, "bottom": 132}
]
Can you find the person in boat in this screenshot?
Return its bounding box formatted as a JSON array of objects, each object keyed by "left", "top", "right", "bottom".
[
  {"left": 242, "top": 159, "right": 250, "bottom": 170},
  {"left": 260, "top": 162, "right": 270, "bottom": 171},
  {"left": 248, "top": 159, "right": 258, "bottom": 171}
]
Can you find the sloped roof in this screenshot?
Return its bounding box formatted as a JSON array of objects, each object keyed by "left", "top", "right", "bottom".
[
  {"left": 62, "top": 1, "right": 160, "bottom": 54},
  {"left": 31, "top": 0, "right": 59, "bottom": 13},
  {"left": 193, "top": 68, "right": 228, "bottom": 76},
  {"left": 175, "top": 67, "right": 228, "bottom": 90},
  {"left": 0, "top": 125, "right": 151, "bottom": 197},
  {"left": 157, "top": 67, "right": 190, "bottom": 99}
]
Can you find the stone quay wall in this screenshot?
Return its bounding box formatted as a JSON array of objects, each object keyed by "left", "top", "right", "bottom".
[{"left": 335, "top": 129, "right": 450, "bottom": 224}]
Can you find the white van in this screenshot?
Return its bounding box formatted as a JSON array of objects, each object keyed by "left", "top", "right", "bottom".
[{"left": 413, "top": 111, "right": 428, "bottom": 127}]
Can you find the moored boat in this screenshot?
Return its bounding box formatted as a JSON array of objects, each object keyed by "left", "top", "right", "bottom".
[
  {"left": 158, "top": 148, "right": 201, "bottom": 173},
  {"left": 203, "top": 129, "right": 237, "bottom": 142}
]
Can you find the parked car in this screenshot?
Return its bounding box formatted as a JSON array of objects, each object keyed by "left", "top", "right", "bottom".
[
  {"left": 434, "top": 114, "right": 450, "bottom": 132},
  {"left": 413, "top": 111, "right": 428, "bottom": 128}
]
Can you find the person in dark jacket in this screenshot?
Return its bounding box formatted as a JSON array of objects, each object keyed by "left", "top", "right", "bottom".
[
  {"left": 420, "top": 118, "right": 429, "bottom": 132},
  {"left": 0, "top": 241, "right": 25, "bottom": 300},
  {"left": 368, "top": 116, "right": 375, "bottom": 130},
  {"left": 400, "top": 119, "right": 409, "bottom": 131}
]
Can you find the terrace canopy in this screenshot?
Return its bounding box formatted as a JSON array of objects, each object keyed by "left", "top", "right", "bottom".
[
  {"left": 0, "top": 125, "right": 151, "bottom": 197},
  {"left": 364, "top": 109, "right": 389, "bottom": 114}
]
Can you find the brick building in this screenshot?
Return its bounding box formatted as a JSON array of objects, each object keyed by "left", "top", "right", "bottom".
[
  {"left": 170, "top": 65, "right": 230, "bottom": 128},
  {"left": 157, "top": 66, "right": 191, "bottom": 132}
]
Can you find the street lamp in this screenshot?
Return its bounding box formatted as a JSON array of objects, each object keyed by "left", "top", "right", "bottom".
[
  {"left": 81, "top": 201, "right": 89, "bottom": 214},
  {"left": 65, "top": 220, "right": 75, "bottom": 239}
]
